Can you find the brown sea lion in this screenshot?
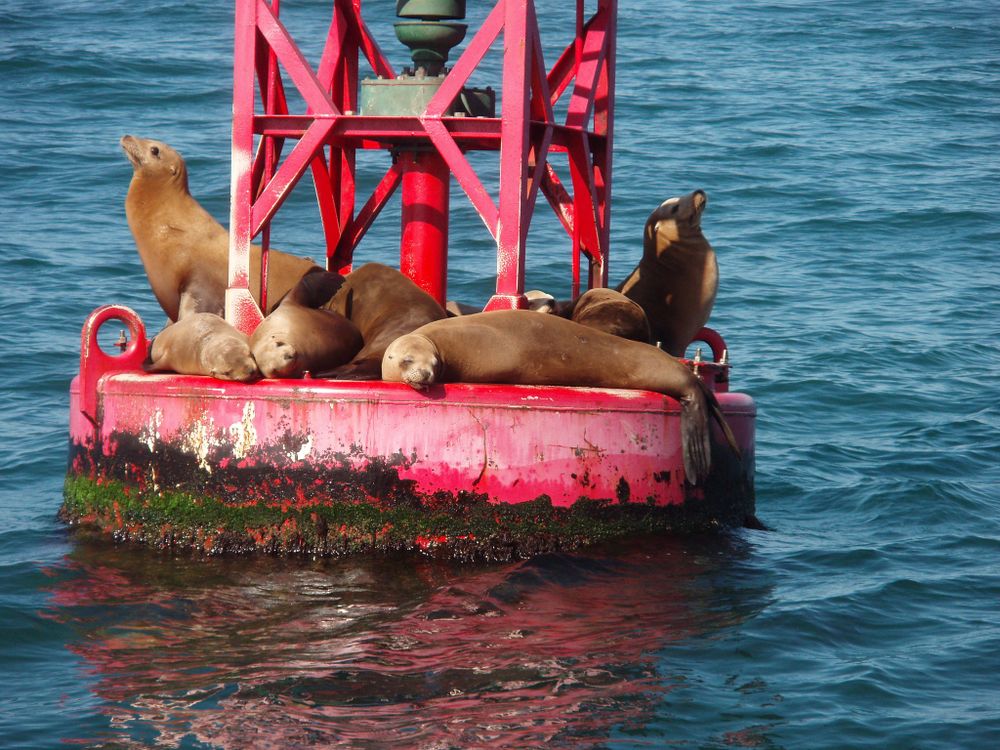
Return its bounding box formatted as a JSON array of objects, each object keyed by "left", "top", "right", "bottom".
[
  {"left": 145, "top": 313, "right": 258, "bottom": 381},
  {"left": 120, "top": 135, "right": 320, "bottom": 321},
  {"left": 616, "top": 190, "right": 717, "bottom": 356},
  {"left": 250, "top": 270, "right": 362, "bottom": 379},
  {"left": 566, "top": 287, "right": 652, "bottom": 343},
  {"left": 382, "top": 310, "right": 737, "bottom": 484},
  {"left": 322, "top": 262, "right": 448, "bottom": 379}
]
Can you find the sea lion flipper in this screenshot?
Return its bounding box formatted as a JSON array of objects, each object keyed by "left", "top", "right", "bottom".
[
  {"left": 316, "top": 358, "right": 382, "bottom": 381},
  {"left": 285, "top": 268, "right": 346, "bottom": 309},
  {"left": 698, "top": 378, "right": 742, "bottom": 460},
  {"left": 178, "top": 277, "right": 225, "bottom": 319},
  {"left": 679, "top": 389, "right": 712, "bottom": 485}
]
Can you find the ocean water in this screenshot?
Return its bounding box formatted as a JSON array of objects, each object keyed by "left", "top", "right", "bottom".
[{"left": 1, "top": 0, "right": 999, "bottom": 747}]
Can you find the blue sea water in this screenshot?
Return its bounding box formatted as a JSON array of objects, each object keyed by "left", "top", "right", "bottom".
[{"left": 1, "top": 0, "right": 999, "bottom": 746}]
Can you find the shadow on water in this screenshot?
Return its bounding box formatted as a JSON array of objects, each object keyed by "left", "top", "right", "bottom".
[{"left": 43, "top": 534, "right": 774, "bottom": 748}]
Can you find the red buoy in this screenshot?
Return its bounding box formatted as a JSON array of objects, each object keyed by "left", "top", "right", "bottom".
[{"left": 64, "top": 0, "right": 756, "bottom": 559}]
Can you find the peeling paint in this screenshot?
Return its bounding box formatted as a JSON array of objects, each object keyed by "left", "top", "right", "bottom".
[
  {"left": 287, "top": 432, "right": 314, "bottom": 462},
  {"left": 228, "top": 401, "right": 257, "bottom": 459},
  {"left": 139, "top": 409, "right": 163, "bottom": 452},
  {"left": 180, "top": 414, "right": 218, "bottom": 474}
]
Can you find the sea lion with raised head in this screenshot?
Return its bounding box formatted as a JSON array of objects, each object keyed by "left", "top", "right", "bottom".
[
  {"left": 616, "top": 190, "right": 717, "bottom": 356},
  {"left": 121, "top": 135, "right": 321, "bottom": 321},
  {"left": 566, "top": 287, "right": 652, "bottom": 343},
  {"left": 250, "top": 269, "right": 363, "bottom": 379},
  {"left": 145, "top": 313, "right": 258, "bottom": 381},
  {"left": 322, "top": 262, "right": 448, "bottom": 379},
  {"left": 382, "top": 310, "right": 737, "bottom": 484}
]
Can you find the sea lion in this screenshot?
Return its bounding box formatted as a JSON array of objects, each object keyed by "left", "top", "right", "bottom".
[
  {"left": 616, "top": 190, "right": 717, "bottom": 356},
  {"left": 566, "top": 287, "right": 652, "bottom": 343},
  {"left": 382, "top": 310, "right": 737, "bottom": 484},
  {"left": 322, "top": 262, "right": 448, "bottom": 379},
  {"left": 525, "top": 290, "right": 559, "bottom": 314},
  {"left": 120, "top": 135, "right": 321, "bottom": 321},
  {"left": 250, "top": 270, "right": 363, "bottom": 379},
  {"left": 145, "top": 313, "right": 258, "bottom": 381}
]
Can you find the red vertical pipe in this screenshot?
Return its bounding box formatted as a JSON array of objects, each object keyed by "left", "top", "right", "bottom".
[{"left": 399, "top": 150, "right": 449, "bottom": 306}]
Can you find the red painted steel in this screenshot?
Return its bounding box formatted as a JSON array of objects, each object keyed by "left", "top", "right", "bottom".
[
  {"left": 70, "top": 366, "right": 754, "bottom": 509},
  {"left": 77, "top": 306, "right": 149, "bottom": 426},
  {"left": 400, "top": 151, "right": 450, "bottom": 305},
  {"left": 227, "top": 0, "right": 618, "bottom": 326}
]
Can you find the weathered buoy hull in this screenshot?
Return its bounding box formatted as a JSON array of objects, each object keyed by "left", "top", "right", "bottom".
[{"left": 63, "top": 307, "right": 755, "bottom": 560}]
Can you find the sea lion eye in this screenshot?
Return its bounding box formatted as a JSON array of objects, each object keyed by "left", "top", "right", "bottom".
[{"left": 150, "top": 146, "right": 160, "bottom": 157}]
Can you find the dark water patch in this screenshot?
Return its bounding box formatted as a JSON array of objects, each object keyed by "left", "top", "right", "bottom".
[{"left": 23, "top": 536, "right": 772, "bottom": 747}]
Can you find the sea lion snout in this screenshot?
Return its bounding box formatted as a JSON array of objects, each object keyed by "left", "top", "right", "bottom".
[
  {"left": 120, "top": 134, "right": 142, "bottom": 167},
  {"left": 211, "top": 358, "right": 258, "bottom": 382},
  {"left": 401, "top": 362, "right": 436, "bottom": 389},
  {"left": 119, "top": 135, "right": 181, "bottom": 179},
  {"left": 209, "top": 341, "right": 259, "bottom": 382},
  {"left": 393, "top": 354, "right": 437, "bottom": 389}
]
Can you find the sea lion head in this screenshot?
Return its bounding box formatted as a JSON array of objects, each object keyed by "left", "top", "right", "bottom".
[
  {"left": 644, "top": 189, "right": 707, "bottom": 253},
  {"left": 524, "top": 289, "right": 557, "bottom": 314},
  {"left": 120, "top": 135, "right": 188, "bottom": 189},
  {"left": 382, "top": 334, "right": 441, "bottom": 390},
  {"left": 205, "top": 336, "right": 259, "bottom": 382},
  {"left": 252, "top": 334, "right": 301, "bottom": 379}
]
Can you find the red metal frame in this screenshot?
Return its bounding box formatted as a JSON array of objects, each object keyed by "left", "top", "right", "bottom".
[{"left": 226, "top": 0, "right": 617, "bottom": 331}]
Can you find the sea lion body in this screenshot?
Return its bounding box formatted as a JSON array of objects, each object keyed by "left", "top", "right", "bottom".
[
  {"left": 250, "top": 270, "right": 362, "bottom": 378},
  {"left": 616, "top": 190, "right": 717, "bottom": 356},
  {"left": 567, "top": 287, "right": 651, "bottom": 343},
  {"left": 121, "top": 135, "right": 320, "bottom": 321},
  {"left": 146, "top": 313, "right": 258, "bottom": 381},
  {"left": 324, "top": 262, "right": 447, "bottom": 379},
  {"left": 382, "top": 310, "right": 735, "bottom": 483}
]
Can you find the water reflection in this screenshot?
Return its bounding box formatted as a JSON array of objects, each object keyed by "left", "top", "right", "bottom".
[{"left": 46, "top": 534, "right": 772, "bottom": 748}]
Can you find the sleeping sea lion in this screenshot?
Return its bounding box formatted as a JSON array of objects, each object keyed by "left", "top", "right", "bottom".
[
  {"left": 322, "top": 262, "right": 448, "bottom": 379},
  {"left": 566, "top": 287, "right": 652, "bottom": 343},
  {"left": 616, "top": 190, "right": 717, "bottom": 356},
  {"left": 145, "top": 313, "right": 258, "bottom": 381},
  {"left": 250, "top": 270, "right": 362, "bottom": 379},
  {"left": 120, "top": 135, "right": 320, "bottom": 321},
  {"left": 381, "top": 310, "right": 738, "bottom": 484}
]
